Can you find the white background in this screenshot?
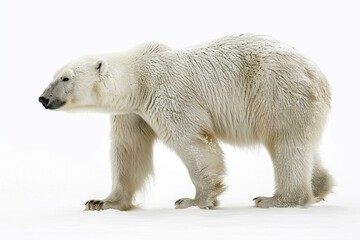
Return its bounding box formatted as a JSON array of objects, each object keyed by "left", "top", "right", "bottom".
[{"left": 1, "top": 0, "right": 359, "bottom": 239}]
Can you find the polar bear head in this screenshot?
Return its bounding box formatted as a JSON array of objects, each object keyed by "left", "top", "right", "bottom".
[
  {"left": 38, "top": 56, "right": 130, "bottom": 113},
  {"left": 39, "top": 43, "right": 170, "bottom": 113},
  {"left": 39, "top": 57, "right": 108, "bottom": 111}
]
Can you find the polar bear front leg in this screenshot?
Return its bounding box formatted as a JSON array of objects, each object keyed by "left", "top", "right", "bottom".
[
  {"left": 85, "top": 114, "right": 156, "bottom": 211},
  {"left": 174, "top": 133, "right": 226, "bottom": 210}
]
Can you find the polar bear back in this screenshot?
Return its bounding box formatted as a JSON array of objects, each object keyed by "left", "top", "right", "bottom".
[{"left": 137, "top": 34, "right": 331, "bottom": 146}]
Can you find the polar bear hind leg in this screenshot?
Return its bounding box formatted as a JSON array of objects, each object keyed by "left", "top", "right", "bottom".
[{"left": 255, "top": 137, "right": 315, "bottom": 208}]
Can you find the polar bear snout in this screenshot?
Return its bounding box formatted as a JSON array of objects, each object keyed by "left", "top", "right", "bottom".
[
  {"left": 38, "top": 96, "right": 49, "bottom": 107},
  {"left": 39, "top": 80, "right": 68, "bottom": 110},
  {"left": 38, "top": 95, "right": 65, "bottom": 110}
]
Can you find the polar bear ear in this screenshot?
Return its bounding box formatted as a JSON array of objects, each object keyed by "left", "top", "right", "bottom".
[{"left": 95, "top": 59, "right": 108, "bottom": 75}]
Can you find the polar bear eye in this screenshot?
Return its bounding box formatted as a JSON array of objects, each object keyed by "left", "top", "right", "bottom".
[{"left": 62, "top": 77, "right": 69, "bottom": 82}]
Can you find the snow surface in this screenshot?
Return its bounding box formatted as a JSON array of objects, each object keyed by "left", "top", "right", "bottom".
[
  {"left": 1, "top": 0, "right": 360, "bottom": 239},
  {"left": 2, "top": 203, "right": 359, "bottom": 240}
]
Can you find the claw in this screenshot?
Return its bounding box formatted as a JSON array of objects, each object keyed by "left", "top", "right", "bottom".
[
  {"left": 175, "top": 199, "right": 184, "bottom": 205},
  {"left": 85, "top": 199, "right": 104, "bottom": 211}
]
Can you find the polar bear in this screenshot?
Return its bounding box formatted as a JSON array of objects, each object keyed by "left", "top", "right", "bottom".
[{"left": 39, "top": 34, "right": 333, "bottom": 210}]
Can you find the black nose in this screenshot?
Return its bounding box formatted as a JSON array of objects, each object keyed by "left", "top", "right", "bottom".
[{"left": 38, "top": 96, "right": 49, "bottom": 107}]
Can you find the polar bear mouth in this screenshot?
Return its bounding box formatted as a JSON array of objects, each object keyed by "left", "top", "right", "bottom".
[
  {"left": 38, "top": 97, "right": 66, "bottom": 110},
  {"left": 46, "top": 100, "right": 66, "bottom": 110}
]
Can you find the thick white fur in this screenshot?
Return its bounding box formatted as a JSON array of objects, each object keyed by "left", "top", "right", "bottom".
[{"left": 42, "top": 34, "right": 333, "bottom": 210}]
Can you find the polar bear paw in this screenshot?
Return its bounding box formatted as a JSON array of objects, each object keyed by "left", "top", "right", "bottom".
[
  {"left": 253, "top": 196, "right": 294, "bottom": 208},
  {"left": 174, "top": 198, "right": 195, "bottom": 209},
  {"left": 85, "top": 200, "right": 104, "bottom": 211},
  {"left": 253, "top": 196, "right": 310, "bottom": 208},
  {"left": 174, "top": 198, "right": 218, "bottom": 209},
  {"left": 84, "top": 199, "right": 133, "bottom": 211}
]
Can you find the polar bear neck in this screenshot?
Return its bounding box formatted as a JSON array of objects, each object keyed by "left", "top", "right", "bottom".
[
  {"left": 95, "top": 54, "right": 140, "bottom": 114},
  {"left": 96, "top": 43, "right": 172, "bottom": 115}
]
